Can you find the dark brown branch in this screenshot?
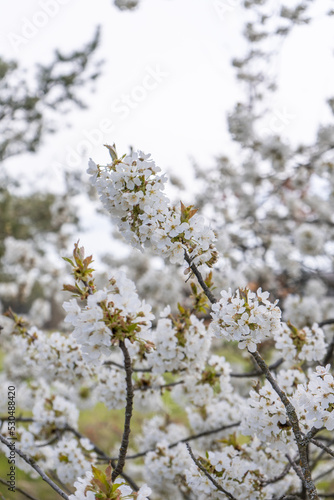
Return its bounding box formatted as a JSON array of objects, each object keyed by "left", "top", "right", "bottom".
[
  {"left": 108, "top": 421, "right": 241, "bottom": 461},
  {"left": 0, "top": 476, "right": 39, "bottom": 500},
  {"left": 184, "top": 253, "right": 217, "bottom": 305},
  {"left": 250, "top": 350, "right": 319, "bottom": 500},
  {"left": 104, "top": 360, "right": 152, "bottom": 373},
  {"left": 0, "top": 434, "right": 69, "bottom": 500},
  {"left": 112, "top": 340, "right": 134, "bottom": 483},
  {"left": 63, "top": 425, "right": 139, "bottom": 491},
  {"left": 285, "top": 453, "right": 304, "bottom": 484},
  {"left": 0, "top": 416, "right": 139, "bottom": 491},
  {"left": 186, "top": 443, "right": 236, "bottom": 500}
]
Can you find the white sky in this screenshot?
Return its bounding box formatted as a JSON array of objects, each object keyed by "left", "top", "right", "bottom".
[{"left": 1, "top": 0, "right": 334, "bottom": 257}]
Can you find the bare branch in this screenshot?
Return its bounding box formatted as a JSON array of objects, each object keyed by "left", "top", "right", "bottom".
[
  {"left": 104, "top": 360, "right": 152, "bottom": 373},
  {"left": 260, "top": 459, "right": 292, "bottom": 486},
  {"left": 108, "top": 421, "right": 241, "bottom": 461},
  {"left": 319, "top": 319, "right": 334, "bottom": 328},
  {"left": 314, "top": 465, "right": 334, "bottom": 483},
  {"left": 184, "top": 253, "right": 217, "bottom": 305},
  {"left": 230, "top": 357, "right": 284, "bottom": 378},
  {"left": 285, "top": 453, "right": 304, "bottom": 484},
  {"left": 0, "top": 434, "right": 69, "bottom": 500},
  {"left": 310, "top": 438, "right": 334, "bottom": 460},
  {"left": 186, "top": 443, "right": 237, "bottom": 500},
  {"left": 250, "top": 350, "right": 319, "bottom": 500}
]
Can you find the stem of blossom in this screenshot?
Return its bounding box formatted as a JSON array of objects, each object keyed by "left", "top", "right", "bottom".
[
  {"left": 112, "top": 422, "right": 241, "bottom": 461},
  {"left": 111, "top": 340, "right": 134, "bottom": 483},
  {"left": 0, "top": 433, "right": 69, "bottom": 500},
  {"left": 0, "top": 477, "right": 39, "bottom": 500},
  {"left": 309, "top": 438, "right": 334, "bottom": 460},
  {"left": 285, "top": 453, "right": 304, "bottom": 484},
  {"left": 260, "top": 457, "right": 294, "bottom": 486},
  {"left": 311, "top": 438, "right": 334, "bottom": 474},
  {"left": 186, "top": 443, "right": 237, "bottom": 500},
  {"left": 230, "top": 357, "right": 284, "bottom": 377},
  {"left": 184, "top": 253, "right": 217, "bottom": 305},
  {"left": 250, "top": 350, "right": 319, "bottom": 500}
]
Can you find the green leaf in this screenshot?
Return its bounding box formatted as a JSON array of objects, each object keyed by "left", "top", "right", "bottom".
[{"left": 62, "top": 257, "right": 74, "bottom": 266}]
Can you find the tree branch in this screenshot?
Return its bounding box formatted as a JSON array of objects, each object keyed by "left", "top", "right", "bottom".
[
  {"left": 250, "top": 350, "right": 319, "bottom": 500},
  {"left": 186, "top": 443, "right": 237, "bottom": 500},
  {"left": 230, "top": 357, "right": 284, "bottom": 377},
  {"left": 310, "top": 438, "right": 334, "bottom": 460},
  {"left": 260, "top": 459, "right": 292, "bottom": 486},
  {"left": 0, "top": 434, "right": 69, "bottom": 500},
  {"left": 0, "top": 476, "right": 39, "bottom": 500},
  {"left": 62, "top": 425, "right": 139, "bottom": 491},
  {"left": 104, "top": 360, "right": 152, "bottom": 373},
  {"left": 111, "top": 340, "right": 134, "bottom": 483},
  {"left": 107, "top": 421, "right": 241, "bottom": 461},
  {"left": 184, "top": 253, "right": 217, "bottom": 305}
]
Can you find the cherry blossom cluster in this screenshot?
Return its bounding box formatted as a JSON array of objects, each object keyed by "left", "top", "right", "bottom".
[
  {"left": 295, "top": 365, "right": 334, "bottom": 431},
  {"left": 63, "top": 270, "right": 154, "bottom": 365},
  {"left": 210, "top": 287, "right": 281, "bottom": 351},
  {"left": 274, "top": 322, "right": 327, "bottom": 363},
  {"left": 87, "top": 145, "right": 218, "bottom": 270},
  {"left": 4, "top": 326, "right": 93, "bottom": 386}
]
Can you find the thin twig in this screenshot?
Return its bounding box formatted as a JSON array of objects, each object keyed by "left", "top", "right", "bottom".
[
  {"left": 260, "top": 460, "right": 292, "bottom": 486},
  {"left": 104, "top": 360, "right": 152, "bottom": 373},
  {"left": 251, "top": 350, "right": 319, "bottom": 500},
  {"left": 230, "top": 357, "right": 284, "bottom": 377},
  {"left": 63, "top": 425, "right": 139, "bottom": 491},
  {"left": 112, "top": 340, "right": 134, "bottom": 483},
  {"left": 0, "top": 434, "right": 69, "bottom": 500},
  {"left": 134, "top": 381, "right": 183, "bottom": 391},
  {"left": 186, "top": 443, "right": 236, "bottom": 499},
  {"left": 0, "top": 477, "right": 39, "bottom": 500},
  {"left": 314, "top": 465, "right": 334, "bottom": 482},
  {"left": 323, "top": 338, "right": 334, "bottom": 366},
  {"left": 285, "top": 453, "right": 304, "bottom": 484},
  {"left": 319, "top": 319, "right": 334, "bottom": 328},
  {"left": 310, "top": 436, "right": 333, "bottom": 472},
  {"left": 0, "top": 417, "right": 34, "bottom": 423},
  {"left": 184, "top": 253, "right": 217, "bottom": 305},
  {"left": 310, "top": 438, "right": 334, "bottom": 460}
]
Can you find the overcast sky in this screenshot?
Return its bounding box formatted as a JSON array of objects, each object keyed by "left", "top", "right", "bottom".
[{"left": 1, "top": 0, "right": 333, "bottom": 193}]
